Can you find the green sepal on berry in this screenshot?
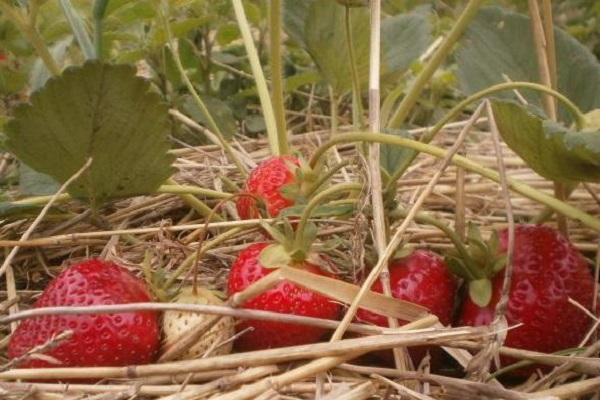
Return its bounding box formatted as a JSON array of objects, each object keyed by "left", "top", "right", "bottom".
[
  {"left": 280, "top": 156, "right": 322, "bottom": 205},
  {"left": 258, "top": 219, "right": 325, "bottom": 270},
  {"left": 444, "top": 223, "right": 507, "bottom": 307}
]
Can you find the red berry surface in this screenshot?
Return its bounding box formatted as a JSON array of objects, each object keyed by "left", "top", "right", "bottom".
[
  {"left": 459, "top": 225, "right": 594, "bottom": 361},
  {"left": 356, "top": 250, "right": 456, "bottom": 365},
  {"left": 236, "top": 155, "right": 298, "bottom": 219},
  {"left": 227, "top": 243, "right": 341, "bottom": 351},
  {"left": 8, "top": 259, "right": 160, "bottom": 369}
]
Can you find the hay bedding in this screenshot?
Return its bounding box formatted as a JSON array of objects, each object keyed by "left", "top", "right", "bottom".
[{"left": 0, "top": 120, "right": 599, "bottom": 399}]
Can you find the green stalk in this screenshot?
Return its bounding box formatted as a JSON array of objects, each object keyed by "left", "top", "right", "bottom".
[
  {"left": 344, "top": 5, "right": 365, "bottom": 129},
  {"left": 268, "top": 0, "right": 288, "bottom": 154},
  {"left": 384, "top": 81, "right": 586, "bottom": 191},
  {"left": 294, "top": 183, "right": 362, "bottom": 249},
  {"left": 93, "top": 0, "right": 109, "bottom": 59},
  {"left": 156, "top": 185, "right": 232, "bottom": 199},
  {"left": 308, "top": 132, "right": 600, "bottom": 233},
  {"left": 231, "top": 0, "right": 280, "bottom": 156},
  {"left": 0, "top": 2, "right": 61, "bottom": 76},
  {"left": 160, "top": 5, "right": 248, "bottom": 177},
  {"left": 387, "top": 0, "right": 484, "bottom": 129}
]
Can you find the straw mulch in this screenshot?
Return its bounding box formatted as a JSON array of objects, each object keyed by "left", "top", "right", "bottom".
[{"left": 0, "top": 120, "right": 599, "bottom": 400}]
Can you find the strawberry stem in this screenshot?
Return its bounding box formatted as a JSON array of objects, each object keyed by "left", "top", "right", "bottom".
[
  {"left": 309, "top": 132, "right": 600, "bottom": 233},
  {"left": 268, "top": 0, "right": 289, "bottom": 154},
  {"left": 344, "top": 5, "right": 365, "bottom": 130},
  {"left": 306, "top": 160, "right": 354, "bottom": 197}
]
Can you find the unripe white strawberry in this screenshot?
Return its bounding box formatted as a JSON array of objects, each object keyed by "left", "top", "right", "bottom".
[{"left": 161, "top": 287, "right": 235, "bottom": 359}]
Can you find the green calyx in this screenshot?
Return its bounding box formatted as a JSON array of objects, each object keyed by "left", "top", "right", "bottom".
[
  {"left": 280, "top": 157, "right": 322, "bottom": 205},
  {"left": 445, "top": 223, "right": 507, "bottom": 308},
  {"left": 258, "top": 219, "right": 320, "bottom": 269}
]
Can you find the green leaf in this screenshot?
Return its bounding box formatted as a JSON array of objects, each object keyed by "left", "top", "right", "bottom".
[
  {"left": 283, "top": 0, "right": 431, "bottom": 93},
  {"left": 491, "top": 255, "right": 508, "bottom": 274},
  {"left": 445, "top": 256, "right": 472, "bottom": 280},
  {"left": 469, "top": 278, "right": 492, "bottom": 308},
  {"left": 456, "top": 6, "right": 600, "bottom": 125},
  {"left": 0, "top": 202, "right": 44, "bottom": 219},
  {"left": 19, "top": 164, "right": 60, "bottom": 196},
  {"left": 259, "top": 244, "right": 291, "bottom": 269},
  {"left": 491, "top": 100, "right": 600, "bottom": 183},
  {"left": 6, "top": 61, "right": 175, "bottom": 208}
]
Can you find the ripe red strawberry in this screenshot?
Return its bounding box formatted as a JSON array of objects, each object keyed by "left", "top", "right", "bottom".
[
  {"left": 227, "top": 243, "right": 341, "bottom": 351},
  {"left": 356, "top": 250, "right": 456, "bottom": 365},
  {"left": 8, "top": 259, "right": 160, "bottom": 369},
  {"left": 236, "top": 155, "right": 299, "bottom": 219},
  {"left": 458, "top": 225, "right": 595, "bottom": 371}
]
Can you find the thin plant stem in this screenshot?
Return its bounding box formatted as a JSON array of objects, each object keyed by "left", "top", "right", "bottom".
[
  {"left": 231, "top": 0, "right": 280, "bottom": 156},
  {"left": 308, "top": 132, "right": 600, "bottom": 233},
  {"left": 384, "top": 81, "right": 586, "bottom": 191},
  {"left": 387, "top": 0, "right": 485, "bottom": 129},
  {"left": 93, "top": 0, "right": 110, "bottom": 59},
  {"left": 268, "top": 0, "right": 288, "bottom": 154},
  {"left": 165, "top": 178, "right": 221, "bottom": 221}
]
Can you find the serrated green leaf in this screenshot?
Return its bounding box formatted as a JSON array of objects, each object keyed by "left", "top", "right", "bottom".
[
  {"left": 469, "top": 278, "right": 492, "bottom": 308},
  {"left": 491, "top": 100, "right": 600, "bottom": 183},
  {"left": 6, "top": 61, "right": 175, "bottom": 208},
  {"left": 259, "top": 244, "right": 291, "bottom": 269},
  {"left": 456, "top": 6, "right": 600, "bottom": 125}
]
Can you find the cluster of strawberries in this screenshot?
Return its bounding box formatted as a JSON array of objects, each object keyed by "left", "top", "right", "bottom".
[{"left": 8, "top": 156, "right": 597, "bottom": 378}]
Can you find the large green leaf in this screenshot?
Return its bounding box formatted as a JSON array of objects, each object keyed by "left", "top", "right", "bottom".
[
  {"left": 491, "top": 99, "right": 600, "bottom": 183},
  {"left": 19, "top": 164, "right": 60, "bottom": 196},
  {"left": 283, "top": 0, "right": 431, "bottom": 93},
  {"left": 457, "top": 6, "right": 600, "bottom": 124},
  {"left": 5, "top": 61, "right": 175, "bottom": 207}
]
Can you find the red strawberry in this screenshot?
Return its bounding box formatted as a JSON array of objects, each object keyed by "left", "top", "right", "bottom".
[
  {"left": 356, "top": 250, "right": 456, "bottom": 366},
  {"left": 237, "top": 156, "right": 299, "bottom": 219},
  {"left": 8, "top": 259, "right": 160, "bottom": 370},
  {"left": 227, "top": 243, "right": 341, "bottom": 351},
  {"left": 458, "top": 225, "right": 595, "bottom": 372}
]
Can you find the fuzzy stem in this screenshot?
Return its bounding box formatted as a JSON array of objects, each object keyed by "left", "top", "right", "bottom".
[
  {"left": 160, "top": 5, "right": 248, "bottom": 177},
  {"left": 93, "top": 0, "right": 109, "bottom": 59},
  {"left": 384, "top": 81, "right": 586, "bottom": 191},
  {"left": 294, "top": 183, "right": 362, "bottom": 249},
  {"left": 386, "top": 0, "right": 485, "bottom": 129},
  {"left": 308, "top": 132, "right": 600, "bottom": 233},
  {"left": 268, "top": 0, "right": 288, "bottom": 154},
  {"left": 0, "top": 2, "right": 61, "bottom": 76},
  {"left": 232, "top": 0, "right": 280, "bottom": 156},
  {"left": 344, "top": 5, "right": 365, "bottom": 129}
]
